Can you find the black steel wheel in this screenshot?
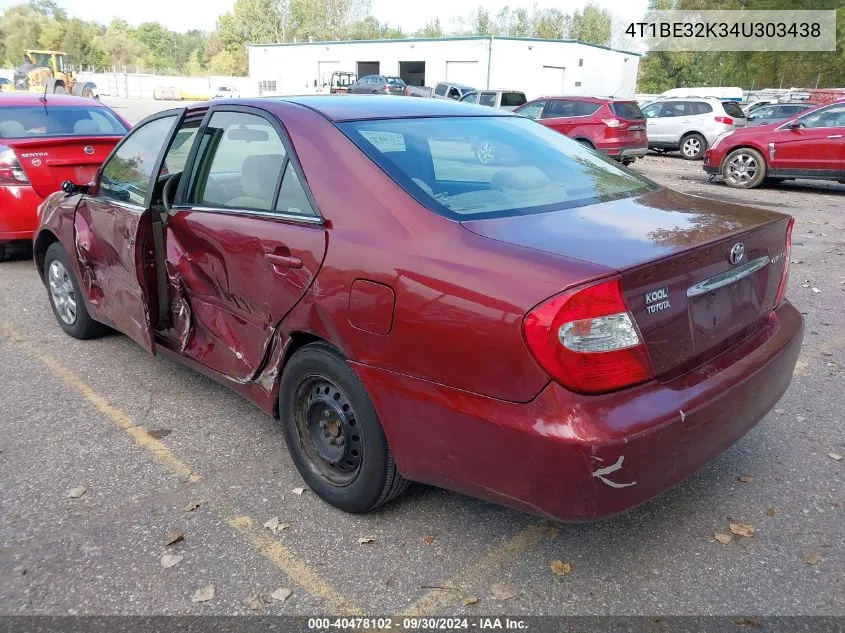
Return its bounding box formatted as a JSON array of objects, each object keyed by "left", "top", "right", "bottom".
[{"left": 279, "top": 342, "right": 410, "bottom": 513}]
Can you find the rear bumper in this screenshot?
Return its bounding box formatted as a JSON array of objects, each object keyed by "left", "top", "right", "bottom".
[
  {"left": 599, "top": 144, "right": 648, "bottom": 161},
  {"left": 0, "top": 185, "right": 43, "bottom": 243},
  {"left": 354, "top": 302, "right": 803, "bottom": 521}
]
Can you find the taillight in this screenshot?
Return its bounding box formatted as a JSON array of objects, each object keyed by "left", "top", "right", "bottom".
[
  {"left": 602, "top": 118, "right": 627, "bottom": 128},
  {"left": 0, "top": 144, "right": 29, "bottom": 184},
  {"left": 715, "top": 116, "right": 734, "bottom": 125},
  {"left": 523, "top": 277, "right": 655, "bottom": 394},
  {"left": 382, "top": 84, "right": 390, "bottom": 91},
  {"left": 774, "top": 217, "right": 795, "bottom": 307}
]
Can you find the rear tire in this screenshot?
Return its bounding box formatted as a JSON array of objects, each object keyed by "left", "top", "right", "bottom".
[
  {"left": 680, "top": 133, "right": 706, "bottom": 160},
  {"left": 0, "top": 244, "right": 6, "bottom": 262},
  {"left": 43, "top": 242, "right": 106, "bottom": 340},
  {"left": 279, "top": 342, "right": 410, "bottom": 513},
  {"left": 722, "top": 148, "right": 766, "bottom": 189}
]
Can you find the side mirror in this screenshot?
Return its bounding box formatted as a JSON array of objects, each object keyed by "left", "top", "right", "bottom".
[{"left": 62, "top": 180, "right": 91, "bottom": 195}]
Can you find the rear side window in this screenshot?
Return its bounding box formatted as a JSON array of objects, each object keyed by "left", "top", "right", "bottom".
[
  {"left": 434, "top": 84, "right": 448, "bottom": 96},
  {"left": 610, "top": 101, "right": 645, "bottom": 120},
  {"left": 99, "top": 115, "right": 176, "bottom": 206},
  {"left": 574, "top": 101, "right": 601, "bottom": 116},
  {"left": 190, "top": 111, "right": 286, "bottom": 211},
  {"left": 721, "top": 101, "right": 745, "bottom": 118},
  {"left": 501, "top": 92, "right": 527, "bottom": 107},
  {"left": 545, "top": 100, "right": 578, "bottom": 117},
  {"left": 0, "top": 106, "right": 127, "bottom": 139},
  {"left": 479, "top": 93, "right": 497, "bottom": 107},
  {"left": 692, "top": 102, "right": 713, "bottom": 114},
  {"left": 660, "top": 102, "right": 691, "bottom": 117},
  {"left": 340, "top": 116, "right": 656, "bottom": 221},
  {"left": 275, "top": 163, "right": 315, "bottom": 216}
]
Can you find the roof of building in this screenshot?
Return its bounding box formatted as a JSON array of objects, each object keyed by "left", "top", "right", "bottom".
[
  {"left": 240, "top": 94, "right": 512, "bottom": 122},
  {"left": 247, "top": 36, "right": 641, "bottom": 57}
]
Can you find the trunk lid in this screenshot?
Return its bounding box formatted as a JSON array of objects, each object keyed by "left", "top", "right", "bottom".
[
  {"left": 9, "top": 136, "right": 121, "bottom": 198},
  {"left": 461, "top": 188, "right": 791, "bottom": 378}
]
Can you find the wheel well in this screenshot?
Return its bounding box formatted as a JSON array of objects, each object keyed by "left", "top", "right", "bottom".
[
  {"left": 574, "top": 138, "right": 594, "bottom": 148},
  {"left": 33, "top": 230, "right": 59, "bottom": 284},
  {"left": 680, "top": 131, "right": 705, "bottom": 141}
]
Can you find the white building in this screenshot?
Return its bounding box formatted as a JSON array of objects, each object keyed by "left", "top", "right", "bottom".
[{"left": 248, "top": 37, "right": 640, "bottom": 100}]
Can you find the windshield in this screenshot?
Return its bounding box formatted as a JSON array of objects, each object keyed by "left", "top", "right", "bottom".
[
  {"left": 0, "top": 106, "right": 128, "bottom": 139},
  {"left": 339, "top": 116, "right": 658, "bottom": 221}
]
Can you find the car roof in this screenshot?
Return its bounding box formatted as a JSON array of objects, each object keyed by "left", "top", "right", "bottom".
[
  {"left": 437, "top": 82, "right": 474, "bottom": 89},
  {"left": 245, "top": 95, "right": 509, "bottom": 121},
  {"left": 0, "top": 93, "right": 109, "bottom": 107},
  {"left": 537, "top": 95, "right": 610, "bottom": 103}
]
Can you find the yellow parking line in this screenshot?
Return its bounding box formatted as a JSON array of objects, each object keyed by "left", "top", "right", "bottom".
[
  {"left": 398, "top": 520, "right": 559, "bottom": 616},
  {"left": 0, "top": 321, "right": 363, "bottom": 616}
]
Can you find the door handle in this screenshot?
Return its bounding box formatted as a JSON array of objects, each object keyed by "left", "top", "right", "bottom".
[
  {"left": 265, "top": 252, "right": 303, "bottom": 270},
  {"left": 827, "top": 134, "right": 842, "bottom": 139}
]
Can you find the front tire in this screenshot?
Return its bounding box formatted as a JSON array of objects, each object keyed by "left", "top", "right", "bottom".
[
  {"left": 279, "top": 342, "right": 410, "bottom": 513},
  {"left": 722, "top": 148, "right": 766, "bottom": 189},
  {"left": 680, "top": 133, "right": 706, "bottom": 160},
  {"left": 43, "top": 242, "right": 106, "bottom": 339}
]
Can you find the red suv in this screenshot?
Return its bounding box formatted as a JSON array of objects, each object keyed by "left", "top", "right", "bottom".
[
  {"left": 704, "top": 100, "right": 845, "bottom": 188},
  {"left": 514, "top": 96, "right": 648, "bottom": 164}
]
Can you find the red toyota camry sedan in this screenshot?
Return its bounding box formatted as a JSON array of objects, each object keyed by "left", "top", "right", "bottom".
[
  {"left": 33, "top": 96, "right": 803, "bottom": 521},
  {"left": 0, "top": 93, "right": 128, "bottom": 260}
]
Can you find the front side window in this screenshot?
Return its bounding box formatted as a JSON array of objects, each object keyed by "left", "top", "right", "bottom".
[
  {"left": 544, "top": 100, "right": 579, "bottom": 118},
  {"left": 448, "top": 87, "right": 461, "bottom": 99},
  {"left": 516, "top": 101, "right": 546, "bottom": 119},
  {"left": 479, "top": 92, "right": 497, "bottom": 107},
  {"left": 750, "top": 106, "right": 775, "bottom": 119},
  {"left": 660, "top": 102, "right": 690, "bottom": 117},
  {"left": 340, "top": 116, "right": 657, "bottom": 221},
  {"left": 190, "top": 111, "right": 286, "bottom": 211},
  {"left": 796, "top": 104, "right": 845, "bottom": 128},
  {"left": 641, "top": 103, "right": 661, "bottom": 118},
  {"left": 0, "top": 106, "right": 128, "bottom": 139},
  {"left": 99, "top": 115, "right": 176, "bottom": 205},
  {"left": 461, "top": 92, "right": 479, "bottom": 104},
  {"left": 434, "top": 84, "right": 448, "bottom": 96}
]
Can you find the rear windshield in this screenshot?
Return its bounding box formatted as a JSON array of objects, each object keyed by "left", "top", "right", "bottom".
[
  {"left": 501, "top": 92, "right": 527, "bottom": 107},
  {"left": 339, "top": 116, "right": 657, "bottom": 221},
  {"left": 610, "top": 101, "right": 645, "bottom": 119},
  {"left": 386, "top": 77, "right": 404, "bottom": 85},
  {"left": 721, "top": 101, "right": 746, "bottom": 118},
  {"left": 0, "top": 106, "right": 127, "bottom": 139}
]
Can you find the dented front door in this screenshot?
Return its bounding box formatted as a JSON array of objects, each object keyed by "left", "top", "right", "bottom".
[
  {"left": 73, "top": 112, "right": 181, "bottom": 353},
  {"left": 162, "top": 108, "right": 327, "bottom": 382}
]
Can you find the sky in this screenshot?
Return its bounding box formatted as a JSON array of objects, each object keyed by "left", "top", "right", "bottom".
[{"left": 0, "top": 0, "right": 648, "bottom": 34}]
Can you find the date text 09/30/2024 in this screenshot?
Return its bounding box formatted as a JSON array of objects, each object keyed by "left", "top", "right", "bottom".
[{"left": 307, "top": 617, "right": 528, "bottom": 630}]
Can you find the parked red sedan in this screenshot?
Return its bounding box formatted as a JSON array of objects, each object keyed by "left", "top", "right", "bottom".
[
  {"left": 704, "top": 100, "right": 845, "bottom": 188},
  {"left": 34, "top": 97, "right": 802, "bottom": 521},
  {"left": 0, "top": 93, "right": 128, "bottom": 260},
  {"left": 514, "top": 96, "right": 648, "bottom": 164}
]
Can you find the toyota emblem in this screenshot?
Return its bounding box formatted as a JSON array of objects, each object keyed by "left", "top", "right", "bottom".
[
  {"left": 84, "top": 146, "right": 95, "bottom": 155},
  {"left": 728, "top": 243, "right": 745, "bottom": 265}
]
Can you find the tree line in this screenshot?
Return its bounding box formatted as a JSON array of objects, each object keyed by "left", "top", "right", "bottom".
[
  {"left": 637, "top": 0, "right": 845, "bottom": 92},
  {"left": 0, "top": 0, "right": 615, "bottom": 76}
]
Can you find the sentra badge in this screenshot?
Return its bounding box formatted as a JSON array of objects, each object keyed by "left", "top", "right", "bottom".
[{"left": 644, "top": 286, "right": 671, "bottom": 314}]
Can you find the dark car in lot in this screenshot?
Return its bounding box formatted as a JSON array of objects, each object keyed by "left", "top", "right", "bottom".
[
  {"left": 704, "top": 100, "right": 845, "bottom": 188},
  {"left": 348, "top": 75, "right": 406, "bottom": 95},
  {"left": 34, "top": 96, "right": 802, "bottom": 521},
  {"left": 745, "top": 102, "right": 815, "bottom": 126},
  {"left": 514, "top": 96, "right": 648, "bottom": 164}
]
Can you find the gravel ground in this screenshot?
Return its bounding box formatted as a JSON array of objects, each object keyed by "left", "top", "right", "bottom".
[{"left": 0, "top": 107, "right": 843, "bottom": 619}]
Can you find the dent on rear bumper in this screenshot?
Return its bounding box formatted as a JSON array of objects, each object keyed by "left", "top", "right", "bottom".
[{"left": 353, "top": 303, "right": 803, "bottom": 521}]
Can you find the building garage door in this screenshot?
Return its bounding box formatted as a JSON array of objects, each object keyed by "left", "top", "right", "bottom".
[
  {"left": 542, "top": 66, "right": 565, "bottom": 94},
  {"left": 445, "top": 61, "right": 479, "bottom": 86},
  {"left": 357, "top": 61, "right": 380, "bottom": 78}
]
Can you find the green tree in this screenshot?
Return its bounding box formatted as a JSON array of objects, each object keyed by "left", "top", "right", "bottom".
[
  {"left": 208, "top": 48, "right": 247, "bottom": 75},
  {"left": 416, "top": 18, "right": 444, "bottom": 38},
  {"left": 29, "top": 0, "right": 65, "bottom": 20},
  {"left": 512, "top": 8, "right": 531, "bottom": 37},
  {"left": 570, "top": 3, "right": 612, "bottom": 45},
  {"left": 533, "top": 8, "right": 569, "bottom": 39},
  {"left": 0, "top": 5, "right": 47, "bottom": 65},
  {"left": 471, "top": 6, "right": 493, "bottom": 36},
  {"left": 95, "top": 19, "right": 146, "bottom": 70},
  {"left": 60, "top": 18, "right": 108, "bottom": 68}
]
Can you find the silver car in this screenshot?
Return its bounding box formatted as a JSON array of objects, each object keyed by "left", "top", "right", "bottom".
[
  {"left": 641, "top": 97, "right": 747, "bottom": 160},
  {"left": 459, "top": 90, "right": 527, "bottom": 111}
]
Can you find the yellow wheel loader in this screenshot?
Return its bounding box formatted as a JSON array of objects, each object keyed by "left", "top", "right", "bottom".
[{"left": 2, "top": 50, "right": 94, "bottom": 98}]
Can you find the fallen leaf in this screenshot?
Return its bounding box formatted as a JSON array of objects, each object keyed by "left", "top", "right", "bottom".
[
  {"left": 164, "top": 532, "right": 184, "bottom": 546},
  {"left": 184, "top": 501, "right": 201, "bottom": 512},
  {"left": 66, "top": 486, "right": 86, "bottom": 499},
  {"left": 733, "top": 617, "right": 761, "bottom": 628},
  {"left": 490, "top": 582, "right": 518, "bottom": 601},
  {"left": 270, "top": 587, "right": 292, "bottom": 602},
  {"left": 422, "top": 535, "right": 436, "bottom": 545},
  {"left": 160, "top": 554, "right": 183, "bottom": 569},
  {"left": 463, "top": 596, "right": 479, "bottom": 606},
  {"left": 773, "top": 408, "right": 785, "bottom": 415},
  {"left": 729, "top": 522, "right": 755, "bottom": 538},
  {"left": 263, "top": 517, "right": 281, "bottom": 532},
  {"left": 803, "top": 552, "right": 821, "bottom": 565},
  {"left": 358, "top": 537, "right": 375, "bottom": 544},
  {"left": 244, "top": 594, "right": 265, "bottom": 610},
  {"left": 766, "top": 508, "right": 776, "bottom": 517},
  {"left": 292, "top": 487, "right": 305, "bottom": 495},
  {"left": 811, "top": 287, "right": 821, "bottom": 293},
  {"left": 550, "top": 560, "right": 572, "bottom": 576},
  {"left": 738, "top": 476, "right": 753, "bottom": 483},
  {"left": 192, "top": 585, "right": 215, "bottom": 603},
  {"left": 713, "top": 533, "right": 732, "bottom": 545},
  {"left": 828, "top": 453, "right": 843, "bottom": 461}
]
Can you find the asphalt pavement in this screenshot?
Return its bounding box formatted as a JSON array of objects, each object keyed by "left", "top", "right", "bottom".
[{"left": 0, "top": 100, "right": 843, "bottom": 618}]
